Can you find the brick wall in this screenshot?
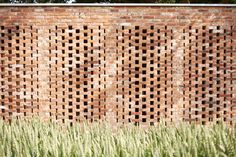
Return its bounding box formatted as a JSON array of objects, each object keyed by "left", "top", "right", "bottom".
[{"left": 0, "top": 5, "right": 235, "bottom": 124}]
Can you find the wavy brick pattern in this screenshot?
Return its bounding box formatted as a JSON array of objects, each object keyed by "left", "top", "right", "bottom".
[{"left": 0, "top": 6, "right": 235, "bottom": 124}]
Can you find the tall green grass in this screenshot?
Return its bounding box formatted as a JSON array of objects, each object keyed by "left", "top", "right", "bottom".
[{"left": 0, "top": 119, "right": 235, "bottom": 157}]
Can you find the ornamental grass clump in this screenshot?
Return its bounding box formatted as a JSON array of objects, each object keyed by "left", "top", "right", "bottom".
[{"left": 0, "top": 119, "right": 235, "bottom": 157}]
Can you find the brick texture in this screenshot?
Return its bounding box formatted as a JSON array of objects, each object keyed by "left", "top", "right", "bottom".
[{"left": 0, "top": 6, "right": 235, "bottom": 125}]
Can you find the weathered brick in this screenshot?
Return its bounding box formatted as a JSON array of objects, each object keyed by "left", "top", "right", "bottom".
[{"left": 0, "top": 5, "right": 235, "bottom": 125}]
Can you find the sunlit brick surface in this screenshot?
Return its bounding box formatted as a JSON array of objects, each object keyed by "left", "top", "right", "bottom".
[{"left": 0, "top": 6, "right": 235, "bottom": 124}]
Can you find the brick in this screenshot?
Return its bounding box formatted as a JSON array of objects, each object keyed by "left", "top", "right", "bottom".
[{"left": 0, "top": 6, "right": 235, "bottom": 125}]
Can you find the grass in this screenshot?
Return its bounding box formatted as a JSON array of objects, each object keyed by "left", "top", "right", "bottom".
[{"left": 0, "top": 119, "right": 235, "bottom": 157}]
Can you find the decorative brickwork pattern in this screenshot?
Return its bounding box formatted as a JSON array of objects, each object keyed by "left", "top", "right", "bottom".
[{"left": 0, "top": 6, "right": 235, "bottom": 124}]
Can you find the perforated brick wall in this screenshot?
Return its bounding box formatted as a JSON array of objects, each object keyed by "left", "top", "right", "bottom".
[{"left": 0, "top": 5, "right": 235, "bottom": 125}]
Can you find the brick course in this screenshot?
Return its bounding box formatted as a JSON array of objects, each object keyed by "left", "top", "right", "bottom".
[{"left": 0, "top": 5, "right": 235, "bottom": 124}]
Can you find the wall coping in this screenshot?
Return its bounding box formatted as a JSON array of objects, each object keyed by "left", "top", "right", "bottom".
[{"left": 0, "top": 3, "right": 236, "bottom": 7}]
